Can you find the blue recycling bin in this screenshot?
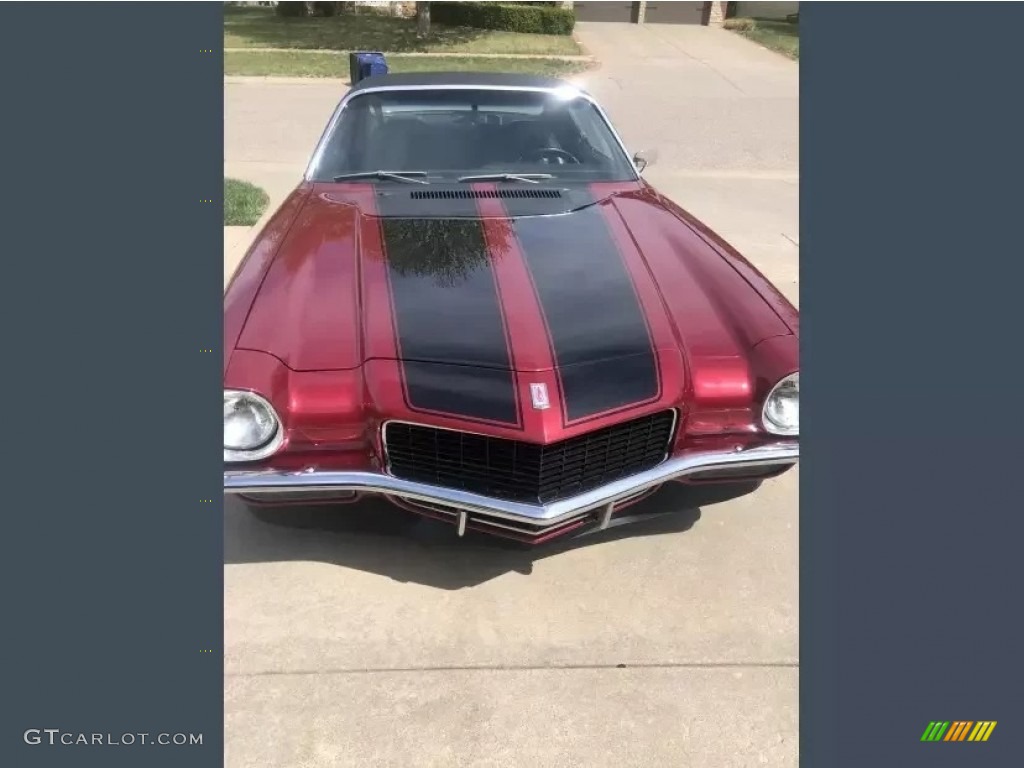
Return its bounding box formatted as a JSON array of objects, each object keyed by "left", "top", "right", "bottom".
[{"left": 348, "top": 51, "right": 388, "bottom": 86}]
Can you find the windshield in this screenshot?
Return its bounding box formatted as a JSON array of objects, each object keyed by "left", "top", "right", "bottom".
[{"left": 309, "top": 88, "right": 637, "bottom": 183}]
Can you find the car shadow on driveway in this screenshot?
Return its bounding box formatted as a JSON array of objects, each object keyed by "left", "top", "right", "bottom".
[{"left": 224, "top": 484, "right": 703, "bottom": 589}]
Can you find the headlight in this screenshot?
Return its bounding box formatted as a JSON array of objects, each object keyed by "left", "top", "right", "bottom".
[
  {"left": 762, "top": 372, "right": 799, "bottom": 436},
  {"left": 224, "top": 390, "right": 282, "bottom": 462}
]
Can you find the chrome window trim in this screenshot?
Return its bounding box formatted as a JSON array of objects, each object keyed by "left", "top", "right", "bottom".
[{"left": 304, "top": 83, "right": 642, "bottom": 183}]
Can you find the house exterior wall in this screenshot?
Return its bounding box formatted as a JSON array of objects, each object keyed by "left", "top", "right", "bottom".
[{"left": 566, "top": 1, "right": 721, "bottom": 26}]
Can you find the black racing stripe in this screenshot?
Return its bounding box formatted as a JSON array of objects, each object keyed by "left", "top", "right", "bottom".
[
  {"left": 510, "top": 198, "right": 659, "bottom": 423},
  {"left": 376, "top": 191, "right": 519, "bottom": 426},
  {"left": 394, "top": 361, "right": 519, "bottom": 426}
]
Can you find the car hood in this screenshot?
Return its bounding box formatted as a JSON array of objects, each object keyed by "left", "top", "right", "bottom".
[{"left": 236, "top": 182, "right": 792, "bottom": 424}]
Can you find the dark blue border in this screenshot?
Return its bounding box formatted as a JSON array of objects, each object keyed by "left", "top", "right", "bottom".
[
  {"left": 0, "top": 3, "right": 223, "bottom": 765},
  {"left": 803, "top": 2, "right": 1024, "bottom": 765}
]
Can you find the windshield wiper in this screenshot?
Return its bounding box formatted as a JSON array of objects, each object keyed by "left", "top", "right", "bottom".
[
  {"left": 332, "top": 170, "right": 429, "bottom": 185},
  {"left": 457, "top": 173, "right": 555, "bottom": 184}
]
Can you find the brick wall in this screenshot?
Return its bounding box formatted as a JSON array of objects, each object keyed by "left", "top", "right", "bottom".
[{"left": 707, "top": 1, "right": 725, "bottom": 26}]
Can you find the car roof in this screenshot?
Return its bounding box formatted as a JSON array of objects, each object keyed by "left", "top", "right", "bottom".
[{"left": 349, "top": 71, "right": 577, "bottom": 94}]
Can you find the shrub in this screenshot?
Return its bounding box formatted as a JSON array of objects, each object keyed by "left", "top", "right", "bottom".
[
  {"left": 276, "top": 2, "right": 310, "bottom": 17},
  {"left": 723, "top": 17, "right": 755, "bottom": 31},
  {"left": 431, "top": 2, "right": 575, "bottom": 35},
  {"left": 313, "top": 2, "right": 339, "bottom": 16}
]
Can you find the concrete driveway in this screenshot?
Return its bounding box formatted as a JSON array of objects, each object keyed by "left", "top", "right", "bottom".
[
  {"left": 225, "top": 24, "right": 798, "bottom": 768},
  {"left": 574, "top": 23, "right": 799, "bottom": 303}
]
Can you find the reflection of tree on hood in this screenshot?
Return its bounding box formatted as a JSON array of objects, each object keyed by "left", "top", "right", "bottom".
[{"left": 382, "top": 218, "right": 510, "bottom": 288}]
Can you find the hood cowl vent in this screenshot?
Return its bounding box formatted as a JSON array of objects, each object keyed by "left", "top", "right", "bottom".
[{"left": 409, "top": 188, "right": 563, "bottom": 200}]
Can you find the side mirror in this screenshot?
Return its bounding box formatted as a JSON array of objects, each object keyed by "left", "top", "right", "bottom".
[{"left": 633, "top": 149, "right": 659, "bottom": 173}]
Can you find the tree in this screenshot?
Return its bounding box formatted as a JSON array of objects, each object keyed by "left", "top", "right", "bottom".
[{"left": 416, "top": 2, "right": 431, "bottom": 38}]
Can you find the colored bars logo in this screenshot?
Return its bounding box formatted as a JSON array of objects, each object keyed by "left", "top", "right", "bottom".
[{"left": 921, "top": 721, "right": 997, "bottom": 742}]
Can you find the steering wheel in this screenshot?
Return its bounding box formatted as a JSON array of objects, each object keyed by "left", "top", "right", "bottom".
[{"left": 519, "top": 147, "right": 581, "bottom": 165}]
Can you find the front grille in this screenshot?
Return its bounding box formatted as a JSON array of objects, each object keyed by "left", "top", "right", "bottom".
[{"left": 384, "top": 411, "right": 676, "bottom": 504}]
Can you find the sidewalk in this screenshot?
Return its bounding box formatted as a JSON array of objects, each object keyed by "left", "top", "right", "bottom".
[
  {"left": 224, "top": 225, "right": 254, "bottom": 289},
  {"left": 225, "top": 47, "right": 593, "bottom": 62}
]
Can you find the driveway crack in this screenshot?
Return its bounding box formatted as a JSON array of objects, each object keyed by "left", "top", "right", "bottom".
[{"left": 641, "top": 26, "right": 747, "bottom": 95}]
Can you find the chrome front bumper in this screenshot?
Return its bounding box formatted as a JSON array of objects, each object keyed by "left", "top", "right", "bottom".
[{"left": 224, "top": 441, "right": 798, "bottom": 534}]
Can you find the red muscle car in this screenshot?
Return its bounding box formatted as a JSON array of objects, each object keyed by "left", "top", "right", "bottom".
[{"left": 223, "top": 73, "right": 799, "bottom": 545}]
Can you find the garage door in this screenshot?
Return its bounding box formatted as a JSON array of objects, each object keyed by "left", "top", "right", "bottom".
[
  {"left": 573, "top": 2, "right": 638, "bottom": 23},
  {"left": 644, "top": 2, "right": 706, "bottom": 24}
]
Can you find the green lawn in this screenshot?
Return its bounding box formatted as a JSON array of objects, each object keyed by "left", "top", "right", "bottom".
[
  {"left": 225, "top": 51, "right": 590, "bottom": 80},
  {"left": 726, "top": 17, "right": 799, "bottom": 60},
  {"left": 224, "top": 6, "right": 581, "bottom": 56},
  {"left": 224, "top": 178, "right": 269, "bottom": 226}
]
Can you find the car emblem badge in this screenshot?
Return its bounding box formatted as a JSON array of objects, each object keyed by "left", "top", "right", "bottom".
[{"left": 530, "top": 383, "right": 551, "bottom": 410}]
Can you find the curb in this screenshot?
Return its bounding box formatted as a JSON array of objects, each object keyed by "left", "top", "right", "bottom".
[
  {"left": 225, "top": 75, "right": 346, "bottom": 85},
  {"left": 224, "top": 48, "right": 593, "bottom": 62}
]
